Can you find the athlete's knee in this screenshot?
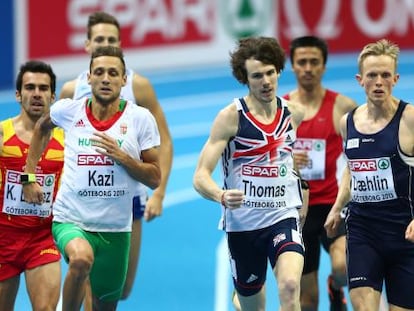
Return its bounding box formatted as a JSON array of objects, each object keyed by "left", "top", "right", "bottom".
[
  {"left": 68, "top": 256, "right": 93, "bottom": 280},
  {"left": 278, "top": 277, "right": 300, "bottom": 306},
  {"left": 330, "top": 258, "right": 347, "bottom": 287},
  {"left": 32, "top": 297, "right": 59, "bottom": 311}
]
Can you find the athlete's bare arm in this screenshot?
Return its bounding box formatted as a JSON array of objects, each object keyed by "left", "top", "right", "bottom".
[
  {"left": 132, "top": 73, "right": 173, "bottom": 219},
  {"left": 399, "top": 103, "right": 414, "bottom": 156},
  {"left": 59, "top": 79, "right": 76, "bottom": 99},
  {"left": 193, "top": 103, "right": 244, "bottom": 209}
]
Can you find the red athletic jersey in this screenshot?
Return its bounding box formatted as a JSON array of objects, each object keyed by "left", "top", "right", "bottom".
[
  {"left": 284, "top": 90, "right": 342, "bottom": 205},
  {"left": 0, "top": 118, "right": 64, "bottom": 228}
]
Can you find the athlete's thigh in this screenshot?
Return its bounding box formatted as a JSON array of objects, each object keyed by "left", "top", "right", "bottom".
[
  {"left": 0, "top": 276, "right": 19, "bottom": 311},
  {"left": 90, "top": 232, "right": 130, "bottom": 302},
  {"left": 25, "top": 261, "right": 61, "bottom": 309},
  {"left": 302, "top": 205, "right": 327, "bottom": 273},
  {"left": 347, "top": 215, "right": 384, "bottom": 291},
  {"left": 227, "top": 230, "right": 268, "bottom": 296},
  {"left": 275, "top": 251, "right": 304, "bottom": 284}
]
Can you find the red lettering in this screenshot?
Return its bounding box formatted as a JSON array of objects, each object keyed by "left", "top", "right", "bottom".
[{"left": 6, "top": 171, "right": 21, "bottom": 184}]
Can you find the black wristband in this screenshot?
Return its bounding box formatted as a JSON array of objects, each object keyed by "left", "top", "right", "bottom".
[
  {"left": 20, "top": 173, "right": 36, "bottom": 185},
  {"left": 300, "top": 179, "right": 309, "bottom": 190}
]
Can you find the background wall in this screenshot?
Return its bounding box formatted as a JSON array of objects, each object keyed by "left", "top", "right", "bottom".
[{"left": 1, "top": 0, "right": 414, "bottom": 90}]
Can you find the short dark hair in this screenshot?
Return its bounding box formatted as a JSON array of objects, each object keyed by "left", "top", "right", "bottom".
[
  {"left": 289, "top": 36, "right": 328, "bottom": 65},
  {"left": 89, "top": 46, "right": 126, "bottom": 75},
  {"left": 230, "top": 36, "right": 286, "bottom": 85},
  {"left": 87, "top": 11, "right": 120, "bottom": 40},
  {"left": 15, "top": 61, "right": 56, "bottom": 93}
]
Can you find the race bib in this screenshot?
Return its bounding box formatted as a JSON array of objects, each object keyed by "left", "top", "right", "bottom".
[
  {"left": 293, "top": 138, "right": 326, "bottom": 180},
  {"left": 75, "top": 162, "right": 129, "bottom": 199},
  {"left": 349, "top": 157, "right": 397, "bottom": 203},
  {"left": 240, "top": 163, "right": 302, "bottom": 210},
  {"left": 2, "top": 170, "right": 55, "bottom": 217}
]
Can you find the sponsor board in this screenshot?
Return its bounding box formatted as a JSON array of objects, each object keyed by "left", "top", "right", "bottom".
[
  {"left": 14, "top": 0, "right": 414, "bottom": 80},
  {"left": 15, "top": 0, "right": 275, "bottom": 80}
]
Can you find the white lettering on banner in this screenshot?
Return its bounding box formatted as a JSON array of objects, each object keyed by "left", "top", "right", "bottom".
[
  {"left": 132, "top": 0, "right": 211, "bottom": 41},
  {"left": 281, "top": 0, "right": 414, "bottom": 39},
  {"left": 352, "top": 0, "right": 414, "bottom": 36},
  {"left": 67, "top": 0, "right": 212, "bottom": 49},
  {"left": 282, "top": 0, "right": 341, "bottom": 38}
]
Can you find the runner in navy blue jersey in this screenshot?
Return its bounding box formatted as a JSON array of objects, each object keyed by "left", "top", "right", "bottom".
[{"left": 325, "top": 39, "right": 414, "bottom": 311}]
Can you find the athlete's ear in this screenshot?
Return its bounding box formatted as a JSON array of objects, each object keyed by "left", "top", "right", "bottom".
[
  {"left": 85, "top": 39, "right": 92, "bottom": 54},
  {"left": 355, "top": 74, "right": 363, "bottom": 86},
  {"left": 393, "top": 73, "right": 400, "bottom": 86},
  {"left": 15, "top": 90, "right": 22, "bottom": 103}
]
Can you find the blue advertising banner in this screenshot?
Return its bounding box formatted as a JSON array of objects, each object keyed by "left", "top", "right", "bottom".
[{"left": 0, "top": 0, "right": 13, "bottom": 90}]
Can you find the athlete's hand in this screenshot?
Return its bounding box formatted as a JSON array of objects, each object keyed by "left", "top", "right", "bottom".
[
  {"left": 91, "top": 132, "right": 122, "bottom": 160},
  {"left": 221, "top": 189, "right": 244, "bottom": 210},
  {"left": 405, "top": 220, "right": 414, "bottom": 242},
  {"left": 293, "top": 151, "right": 309, "bottom": 170},
  {"left": 324, "top": 204, "right": 342, "bottom": 238},
  {"left": 144, "top": 192, "right": 163, "bottom": 221},
  {"left": 22, "top": 182, "right": 44, "bottom": 204}
]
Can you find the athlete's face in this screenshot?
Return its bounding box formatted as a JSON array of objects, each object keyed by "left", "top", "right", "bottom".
[
  {"left": 356, "top": 55, "right": 399, "bottom": 106},
  {"left": 88, "top": 55, "right": 126, "bottom": 105},
  {"left": 291, "top": 47, "right": 326, "bottom": 91},
  {"left": 16, "top": 72, "right": 55, "bottom": 119},
  {"left": 245, "top": 58, "right": 279, "bottom": 105},
  {"left": 85, "top": 23, "right": 121, "bottom": 54}
]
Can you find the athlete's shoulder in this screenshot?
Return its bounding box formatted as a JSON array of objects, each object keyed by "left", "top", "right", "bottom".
[
  {"left": 401, "top": 99, "right": 414, "bottom": 122},
  {"left": 332, "top": 91, "right": 357, "bottom": 112},
  {"left": 59, "top": 79, "right": 77, "bottom": 99},
  {"left": 284, "top": 97, "right": 305, "bottom": 126},
  {"left": 0, "top": 118, "right": 13, "bottom": 146}
]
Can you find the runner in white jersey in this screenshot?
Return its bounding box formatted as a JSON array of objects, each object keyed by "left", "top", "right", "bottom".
[
  {"left": 71, "top": 68, "right": 148, "bottom": 215},
  {"left": 194, "top": 37, "right": 308, "bottom": 311},
  {"left": 59, "top": 11, "right": 172, "bottom": 307},
  {"left": 51, "top": 96, "right": 158, "bottom": 231},
  {"left": 23, "top": 46, "right": 160, "bottom": 311}
]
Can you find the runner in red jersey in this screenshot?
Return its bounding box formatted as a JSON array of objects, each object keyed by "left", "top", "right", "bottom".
[
  {"left": 285, "top": 36, "right": 357, "bottom": 311},
  {"left": 0, "top": 61, "right": 64, "bottom": 311}
]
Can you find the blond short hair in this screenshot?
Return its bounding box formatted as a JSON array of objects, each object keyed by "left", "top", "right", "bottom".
[{"left": 357, "top": 39, "right": 400, "bottom": 73}]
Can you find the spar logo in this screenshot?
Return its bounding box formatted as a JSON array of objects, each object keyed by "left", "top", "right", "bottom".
[
  {"left": 242, "top": 164, "right": 287, "bottom": 177},
  {"left": 294, "top": 139, "right": 325, "bottom": 151},
  {"left": 77, "top": 154, "right": 114, "bottom": 166},
  {"left": 348, "top": 158, "right": 389, "bottom": 171},
  {"left": 294, "top": 139, "right": 312, "bottom": 151},
  {"left": 220, "top": 0, "right": 273, "bottom": 38}
]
